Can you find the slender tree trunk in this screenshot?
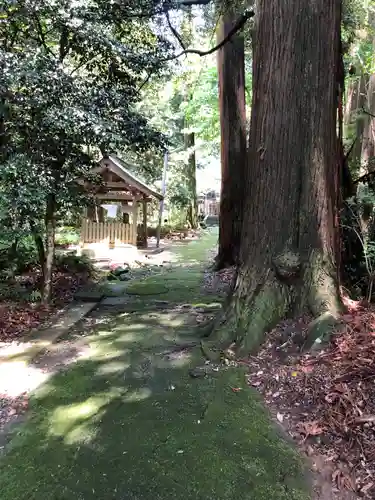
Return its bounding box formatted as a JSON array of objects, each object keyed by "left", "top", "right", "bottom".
[
  {"left": 206, "top": 0, "right": 342, "bottom": 355},
  {"left": 215, "top": 7, "right": 247, "bottom": 269},
  {"left": 42, "top": 194, "right": 56, "bottom": 305},
  {"left": 185, "top": 132, "right": 198, "bottom": 229},
  {"left": 360, "top": 75, "right": 375, "bottom": 172},
  {"left": 352, "top": 75, "right": 368, "bottom": 167},
  {"left": 357, "top": 74, "right": 375, "bottom": 236},
  {"left": 181, "top": 8, "right": 198, "bottom": 230},
  {"left": 32, "top": 230, "right": 46, "bottom": 271}
]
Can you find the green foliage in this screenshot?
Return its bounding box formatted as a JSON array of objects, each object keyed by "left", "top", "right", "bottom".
[
  {"left": 342, "top": 0, "right": 367, "bottom": 50},
  {"left": 14, "top": 237, "right": 40, "bottom": 273},
  {"left": 0, "top": 235, "right": 39, "bottom": 276},
  {"left": 29, "top": 289, "right": 42, "bottom": 303},
  {"left": 56, "top": 227, "right": 80, "bottom": 246},
  {"left": 184, "top": 65, "right": 220, "bottom": 156},
  {"left": 343, "top": 190, "right": 375, "bottom": 299},
  {"left": 55, "top": 253, "right": 96, "bottom": 276},
  {"left": 343, "top": 0, "right": 374, "bottom": 71},
  {"left": 0, "top": 0, "right": 175, "bottom": 274}
]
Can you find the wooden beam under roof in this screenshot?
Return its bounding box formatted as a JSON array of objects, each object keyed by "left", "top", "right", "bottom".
[{"left": 95, "top": 193, "right": 150, "bottom": 202}]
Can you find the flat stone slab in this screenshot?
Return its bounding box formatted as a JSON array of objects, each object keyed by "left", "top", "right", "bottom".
[
  {"left": 74, "top": 289, "right": 104, "bottom": 302},
  {"left": 101, "top": 296, "right": 131, "bottom": 306},
  {"left": 0, "top": 302, "right": 97, "bottom": 364},
  {"left": 102, "top": 282, "right": 129, "bottom": 296}
]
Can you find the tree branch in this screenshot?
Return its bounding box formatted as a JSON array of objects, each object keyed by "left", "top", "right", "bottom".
[
  {"left": 362, "top": 108, "right": 375, "bottom": 119},
  {"left": 163, "top": 8, "right": 254, "bottom": 61},
  {"left": 33, "top": 14, "right": 55, "bottom": 58},
  {"left": 344, "top": 136, "right": 357, "bottom": 161},
  {"left": 353, "top": 170, "right": 375, "bottom": 186},
  {"left": 70, "top": 55, "right": 101, "bottom": 76},
  {"left": 165, "top": 10, "right": 186, "bottom": 50},
  {"left": 137, "top": 7, "right": 254, "bottom": 92},
  {"left": 175, "top": 0, "right": 212, "bottom": 5},
  {"left": 59, "top": 26, "right": 70, "bottom": 62},
  {"left": 137, "top": 70, "right": 154, "bottom": 92}
]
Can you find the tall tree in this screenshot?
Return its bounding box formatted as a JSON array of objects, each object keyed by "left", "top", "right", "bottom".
[
  {"left": 206, "top": 0, "right": 343, "bottom": 354},
  {"left": 185, "top": 131, "right": 198, "bottom": 228},
  {"left": 0, "top": 0, "right": 169, "bottom": 304},
  {"left": 215, "top": 4, "right": 247, "bottom": 268},
  {"left": 182, "top": 9, "right": 199, "bottom": 229}
]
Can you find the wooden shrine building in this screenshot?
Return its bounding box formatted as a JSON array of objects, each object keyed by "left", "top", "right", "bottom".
[{"left": 79, "top": 155, "right": 163, "bottom": 251}]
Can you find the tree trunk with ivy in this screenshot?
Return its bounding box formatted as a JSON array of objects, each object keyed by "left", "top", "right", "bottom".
[
  {"left": 215, "top": 7, "right": 247, "bottom": 269},
  {"left": 205, "top": 0, "right": 343, "bottom": 355}
]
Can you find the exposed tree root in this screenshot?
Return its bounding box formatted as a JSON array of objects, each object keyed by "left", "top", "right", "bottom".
[{"left": 203, "top": 251, "right": 344, "bottom": 358}]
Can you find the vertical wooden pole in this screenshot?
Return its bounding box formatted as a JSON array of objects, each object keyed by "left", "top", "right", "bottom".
[
  {"left": 132, "top": 201, "right": 138, "bottom": 246},
  {"left": 142, "top": 197, "right": 148, "bottom": 248},
  {"left": 156, "top": 151, "right": 168, "bottom": 248}
]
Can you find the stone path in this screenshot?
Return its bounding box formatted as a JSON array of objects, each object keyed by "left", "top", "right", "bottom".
[{"left": 0, "top": 229, "right": 310, "bottom": 500}]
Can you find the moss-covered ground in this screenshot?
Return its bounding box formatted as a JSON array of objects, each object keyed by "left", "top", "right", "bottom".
[{"left": 0, "top": 229, "right": 310, "bottom": 499}]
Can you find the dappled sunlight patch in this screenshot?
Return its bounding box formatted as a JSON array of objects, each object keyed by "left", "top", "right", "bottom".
[
  {"left": 80, "top": 343, "right": 129, "bottom": 362},
  {"left": 113, "top": 323, "right": 147, "bottom": 333},
  {"left": 63, "top": 418, "right": 102, "bottom": 445},
  {"left": 96, "top": 360, "right": 129, "bottom": 376},
  {"left": 121, "top": 387, "right": 152, "bottom": 403},
  {"left": 49, "top": 388, "right": 125, "bottom": 440},
  {"left": 155, "top": 315, "right": 186, "bottom": 327},
  {"left": 95, "top": 329, "right": 116, "bottom": 338},
  {"left": 34, "top": 382, "right": 55, "bottom": 400},
  {"left": 0, "top": 360, "right": 49, "bottom": 397},
  {"left": 114, "top": 332, "right": 141, "bottom": 343},
  {"left": 158, "top": 352, "right": 192, "bottom": 368}
]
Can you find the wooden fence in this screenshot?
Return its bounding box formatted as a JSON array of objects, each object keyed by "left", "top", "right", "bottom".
[{"left": 81, "top": 220, "right": 135, "bottom": 246}]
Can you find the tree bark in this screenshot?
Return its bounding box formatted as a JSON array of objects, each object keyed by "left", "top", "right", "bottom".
[
  {"left": 32, "top": 231, "right": 46, "bottom": 271},
  {"left": 360, "top": 74, "right": 375, "bottom": 172},
  {"left": 42, "top": 194, "right": 56, "bottom": 305},
  {"left": 185, "top": 131, "right": 198, "bottom": 229},
  {"left": 206, "top": 0, "right": 343, "bottom": 355},
  {"left": 357, "top": 74, "right": 375, "bottom": 236},
  {"left": 351, "top": 75, "right": 367, "bottom": 169},
  {"left": 344, "top": 76, "right": 367, "bottom": 167},
  {"left": 215, "top": 7, "right": 247, "bottom": 269}
]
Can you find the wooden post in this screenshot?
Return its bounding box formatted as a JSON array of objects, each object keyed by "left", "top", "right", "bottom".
[
  {"left": 142, "top": 197, "right": 148, "bottom": 248},
  {"left": 79, "top": 207, "right": 88, "bottom": 250},
  {"left": 122, "top": 201, "right": 129, "bottom": 224},
  {"left": 132, "top": 201, "right": 138, "bottom": 246},
  {"left": 98, "top": 206, "right": 105, "bottom": 223},
  {"left": 87, "top": 204, "right": 96, "bottom": 221},
  {"left": 156, "top": 151, "right": 168, "bottom": 248}
]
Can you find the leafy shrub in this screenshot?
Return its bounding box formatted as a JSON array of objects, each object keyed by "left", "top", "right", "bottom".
[
  {"left": 0, "top": 235, "right": 39, "bottom": 274},
  {"left": 343, "top": 192, "right": 375, "bottom": 300},
  {"left": 15, "top": 237, "right": 39, "bottom": 272},
  {"left": 55, "top": 227, "right": 80, "bottom": 246},
  {"left": 54, "top": 252, "right": 96, "bottom": 277}
]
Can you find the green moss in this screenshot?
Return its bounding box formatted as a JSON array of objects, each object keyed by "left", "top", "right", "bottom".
[
  {"left": 238, "top": 279, "right": 292, "bottom": 353},
  {"left": 207, "top": 275, "right": 293, "bottom": 356},
  {"left": 0, "top": 350, "right": 309, "bottom": 499},
  {"left": 0, "top": 229, "right": 310, "bottom": 499},
  {"left": 126, "top": 282, "right": 169, "bottom": 295}
]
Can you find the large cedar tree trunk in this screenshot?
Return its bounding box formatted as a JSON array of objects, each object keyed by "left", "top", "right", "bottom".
[
  {"left": 207, "top": 0, "right": 343, "bottom": 355},
  {"left": 215, "top": 8, "right": 247, "bottom": 269}
]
